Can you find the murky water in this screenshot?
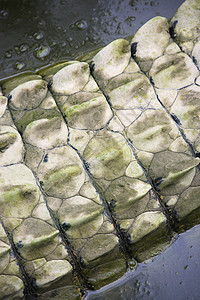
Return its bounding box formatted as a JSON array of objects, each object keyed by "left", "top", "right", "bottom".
[{"left": 0, "top": 0, "right": 183, "bottom": 79}]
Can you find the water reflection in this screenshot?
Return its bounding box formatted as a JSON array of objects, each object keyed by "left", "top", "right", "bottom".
[
  {"left": 86, "top": 224, "right": 200, "bottom": 300},
  {"left": 0, "top": 0, "right": 183, "bottom": 79}
]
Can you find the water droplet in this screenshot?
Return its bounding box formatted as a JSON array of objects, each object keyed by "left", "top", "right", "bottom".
[
  {"left": 75, "top": 20, "right": 88, "bottom": 30},
  {"left": 51, "top": 41, "right": 56, "bottom": 47},
  {"left": 128, "top": 259, "right": 137, "bottom": 270},
  {"left": 92, "top": 16, "right": 98, "bottom": 22},
  {"left": 129, "top": 0, "right": 137, "bottom": 7},
  {"left": 150, "top": 1, "right": 158, "bottom": 6},
  {"left": 125, "top": 16, "right": 136, "bottom": 26},
  {"left": 67, "top": 37, "right": 73, "bottom": 42},
  {"left": 62, "top": 41, "right": 67, "bottom": 47},
  {"left": 15, "top": 62, "right": 26, "bottom": 70},
  {"left": 5, "top": 50, "right": 12, "bottom": 58},
  {"left": 145, "top": 280, "right": 150, "bottom": 286},
  {"left": 34, "top": 45, "right": 50, "bottom": 59},
  {"left": 34, "top": 32, "right": 43, "bottom": 40},
  {"left": 38, "top": 19, "right": 46, "bottom": 26},
  {"left": 20, "top": 44, "right": 29, "bottom": 53},
  {"left": 0, "top": 9, "right": 8, "bottom": 18},
  {"left": 14, "top": 46, "right": 21, "bottom": 55}
]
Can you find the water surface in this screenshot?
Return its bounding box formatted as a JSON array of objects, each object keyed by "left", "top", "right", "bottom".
[{"left": 0, "top": 0, "right": 184, "bottom": 79}]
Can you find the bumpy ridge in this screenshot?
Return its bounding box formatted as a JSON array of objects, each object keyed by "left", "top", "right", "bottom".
[
  {"left": 48, "top": 83, "right": 136, "bottom": 263},
  {"left": 6, "top": 90, "right": 93, "bottom": 296},
  {"left": 89, "top": 60, "right": 178, "bottom": 231}
]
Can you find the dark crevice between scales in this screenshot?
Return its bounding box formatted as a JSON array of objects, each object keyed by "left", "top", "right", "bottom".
[
  {"left": 0, "top": 217, "right": 39, "bottom": 300},
  {"left": 41, "top": 201, "right": 92, "bottom": 295},
  {"left": 169, "top": 20, "right": 178, "bottom": 40},
  {"left": 89, "top": 61, "right": 178, "bottom": 234},
  {"left": 81, "top": 157, "right": 134, "bottom": 264},
  {"left": 6, "top": 95, "right": 92, "bottom": 297},
  {"left": 48, "top": 85, "right": 136, "bottom": 268},
  {"left": 89, "top": 61, "right": 113, "bottom": 109},
  {"left": 154, "top": 86, "right": 197, "bottom": 159}
]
